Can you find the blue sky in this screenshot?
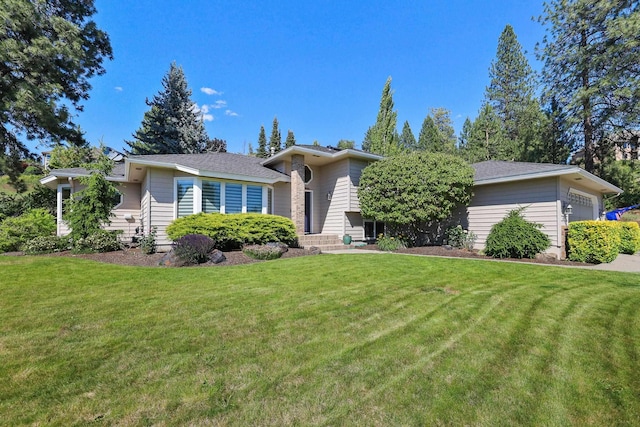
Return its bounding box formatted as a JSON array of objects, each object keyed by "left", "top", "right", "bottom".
[{"left": 36, "top": 0, "right": 547, "bottom": 155}]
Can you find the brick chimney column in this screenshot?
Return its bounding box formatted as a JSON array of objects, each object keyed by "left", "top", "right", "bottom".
[{"left": 291, "top": 154, "right": 305, "bottom": 234}]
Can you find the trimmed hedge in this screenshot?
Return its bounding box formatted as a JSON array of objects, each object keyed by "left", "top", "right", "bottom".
[
  {"left": 166, "top": 213, "right": 297, "bottom": 250},
  {"left": 567, "top": 221, "right": 621, "bottom": 264},
  {"left": 485, "top": 209, "right": 550, "bottom": 259},
  {"left": 615, "top": 222, "right": 640, "bottom": 255}
]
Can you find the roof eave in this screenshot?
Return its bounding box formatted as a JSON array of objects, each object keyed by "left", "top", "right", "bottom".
[
  {"left": 262, "top": 146, "right": 383, "bottom": 165},
  {"left": 475, "top": 167, "right": 622, "bottom": 194}
]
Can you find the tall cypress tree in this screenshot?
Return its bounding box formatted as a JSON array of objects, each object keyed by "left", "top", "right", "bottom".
[
  {"left": 269, "top": 117, "right": 282, "bottom": 154},
  {"left": 362, "top": 77, "right": 400, "bottom": 156},
  {"left": 539, "top": 1, "right": 640, "bottom": 173},
  {"left": 285, "top": 130, "right": 296, "bottom": 148},
  {"left": 126, "top": 63, "right": 209, "bottom": 155},
  {"left": 256, "top": 125, "right": 268, "bottom": 158}
]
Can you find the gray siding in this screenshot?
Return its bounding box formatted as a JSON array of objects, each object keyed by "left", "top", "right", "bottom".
[
  {"left": 273, "top": 182, "right": 291, "bottom": 218},
  {"left": 348, "top": 158, "right": 369, "bottom": 211},
  {"left": 148, "top": 168, "right": 175, "bottom": 248},
  {"left": 467, "top": 177, "right": 561, "bottom": 256},
  {"left": 140, "top": 170, "right": 151, "bottom": 234},
  {"left": 318, "top": 160, "right": 349, "bottom": 236},
  {"left": 106, "top": 183, "right": 141, "bottom": 240},
  {"left": 559, "top": 177, "right": 602, "bottom": 222}
]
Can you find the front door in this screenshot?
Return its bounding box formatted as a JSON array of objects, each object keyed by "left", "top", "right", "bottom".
[{"left": 305, "top": 190, "right": 312, "bottom": 233}]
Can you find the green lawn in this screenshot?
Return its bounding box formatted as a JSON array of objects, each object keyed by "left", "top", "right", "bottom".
[{"left": 1, "top": 254, "right": 640, "bottom": 426}]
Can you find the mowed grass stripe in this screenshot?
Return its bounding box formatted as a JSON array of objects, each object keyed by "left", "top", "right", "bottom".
[{"left": 1, "top": 254, "right": 640, "bottom": 425}]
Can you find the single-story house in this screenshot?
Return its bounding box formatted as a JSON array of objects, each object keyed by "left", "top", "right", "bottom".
[{"left": 41, "top": 146, "right": 622, "bottom": 258}]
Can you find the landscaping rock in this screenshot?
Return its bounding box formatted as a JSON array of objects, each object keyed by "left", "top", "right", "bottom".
[
  {"left": 266, "top": 241, "right": 288, "bottom": 253},
  {"left": 308, "top": 246, "right": 322, "bottom": 255},
  {"left": 159, "top": 250, "right": 187, "bottom": 267},
  {"left": 209, "top": 249, "right": 226, "bottom": 264}
]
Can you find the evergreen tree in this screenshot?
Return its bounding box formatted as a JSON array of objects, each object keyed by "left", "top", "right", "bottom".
[
  {"left": 285, "top": 130, "right": 296, "bottom": 148},
  {"left": 539, "top": 1, "right": 640, "bottom": 173},
  {"left": 362, "top": 77, "right": 401, "bottom": 156},
  {"left": 202, "top": 138, "right": 227, "bottom": 153},
  {"left": 417, "top": 116, "right": 439, "bottom": 151},
  {"left": 486, "top": 24, "right": 540, "bottom": 159},
  {"left": 337, "top": 140, "right": 355, "bottom": 149},
  {"left": 458, "top": 118, "right": 474, "bottom": 158},
  {"left": 464, "top": 104, "right": 508, "bottom": 163},
  {"left": 256, "top": 126, "right": 268, "bottom": 158},
  {"left": 126, "top": 63, "right": 209, "bottom": 155},
  {"left": 399, "top": 121, "right": 417, "bottom": 151},
  {"left": 417, "top": 108, "right": 456, "bottom": 153},
  {"left": 269, "top": 117, "right": 282, "bottom": 154},
  {"left": 1, "top": 0, "right": 111, "bottom": 190}
]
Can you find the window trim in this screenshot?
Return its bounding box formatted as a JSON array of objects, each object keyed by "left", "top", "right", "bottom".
[{"left": 304, "top": 165, "right": 313, "bottom": 185}]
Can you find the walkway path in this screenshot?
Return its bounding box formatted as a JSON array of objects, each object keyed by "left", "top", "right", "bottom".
[{"left": 322, "top": 249, "right": 640, "bottom": 274}]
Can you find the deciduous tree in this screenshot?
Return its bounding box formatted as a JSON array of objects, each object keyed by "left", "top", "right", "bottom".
[
  {"left": 358, "top": 152, "right": 474, "bottom": 245},
  {"left": 362, "top": 77, "right": 401, "bottom": 156}
]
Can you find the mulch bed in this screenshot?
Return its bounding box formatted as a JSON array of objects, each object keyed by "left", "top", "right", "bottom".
[
  {"left": 33, "top": 247, "right": 318, "bottom": 267},
  {"left": 4, "top": 245, "right": 588, "bottom": 268},
  {"left": 356, "top": 244, "right": 588, "bottom": 267}
]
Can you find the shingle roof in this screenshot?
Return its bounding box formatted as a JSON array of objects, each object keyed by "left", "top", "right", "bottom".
[
  {"left": 128, "top": 152, "right": 288, "bottom": 180},
  {"left": 473, "top": 160, "right": 575, "bottom": 182},
  {"left": 49, "top": 163, "right": 126, "bottom": 179}
]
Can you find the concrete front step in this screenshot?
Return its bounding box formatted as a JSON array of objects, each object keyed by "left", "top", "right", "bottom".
[
  {"left": 303, "top": 244, "right": 355, "bottom": 252},
  {"left": 298, "top": 234, "right": 343, "bottom": 247}
]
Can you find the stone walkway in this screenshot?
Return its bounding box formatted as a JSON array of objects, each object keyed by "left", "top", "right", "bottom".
[{"left": 323, "top": 249, "right": 640, "bottom": 274}]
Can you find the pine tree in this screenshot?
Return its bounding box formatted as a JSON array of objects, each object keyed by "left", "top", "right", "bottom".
[
  {"left": 464, "top": 104, "right": 508, "bottom": 163},
  {"left": 202, "top": 138, "right": 227, "bottom": 153},
  {"left": 256, "top": 126, "right": 268, "bottom": 158},
  {"left": 285, "top": 130, "right": 296, "bottom": 148},
  {"left": 126, "top": 63, "right": 209, "bottom": 155},
  {"left": 399, "top": 121, "right": 417, "bottom": 151},
  {"left": 417, "top": 108, "right": 456, "bottom": 153},
  {"left": 269, "top": 117, "right": 282, "bottom": 154},
  {"left": 417, "top": 116, "right": 439, "bottom": 152},
  {"left": 362, "top": 77, "right": 401, "bottom": 156},
  {"left": 486, "top": 24, "right": 539, "bottom": 155},
  {"left": 539, "top": 1, "right": 640, "bottom": 173}
]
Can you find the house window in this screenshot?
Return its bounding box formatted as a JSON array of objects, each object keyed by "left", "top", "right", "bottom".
[
  {"left": 202, "top": 181, "right": 220, "bottom": 213},
  {"left": 60, "top": 186, "right": 71, "bottom": 217},
  {"left": 225, "top": 183, "right": 242, "bottom": 214},
  {"left": 304, "top": 165, "right": 313, "bottom": 184},
  {"left": 364, "top": 220, "right": 385, "bottom": 240},
  {"left": 246, "top": 185, "right": 263, "bottom": 213},
  {"left": 112, "top": 191, "right": 123, "bottom": 209},
  {"left": 176, "top": 179, "right": 194, "bottom": 218}
]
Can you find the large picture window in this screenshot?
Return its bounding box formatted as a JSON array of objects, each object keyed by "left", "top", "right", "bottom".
[
  {"left": 202, "top": 181, "right": 220, "bottom": 213},
  {"left": 225, "top": 183, "right": 242, "bottom": 214},
  {"left": 176, "top": 179, "right": 194, "bottom": 218},
  {"left": 176, "top": 178, "right": 270, "bottom": 217},
  {"left": 246, "top": 185, "right": 263, "bottom": 213}
]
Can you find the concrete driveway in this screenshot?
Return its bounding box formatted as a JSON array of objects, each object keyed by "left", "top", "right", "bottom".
[{"left": 585, "top": 253, "right": 640, "bottom": 273}]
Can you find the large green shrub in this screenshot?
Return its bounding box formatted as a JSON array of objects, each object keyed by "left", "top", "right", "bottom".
[
  {"left": 73, "top": 230, "right": 123, "bottom": 253},
  {"left": 615, "top": 222, "right": 640, "bottom": 255},
  {"left": 358, "top": 151, "right": 474, "bottom": 246},
  {"left": 485, "top": 209, "right": 550, "bottom": 259},
  {"left": 167, "top": 213, "right": 297, "bottom": 250},
  {"left": 0, "top": 208, "right": 56, "bottom": 252},
  {"left": 567, "top": 221, "right": 620, "bottom": 263}
]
